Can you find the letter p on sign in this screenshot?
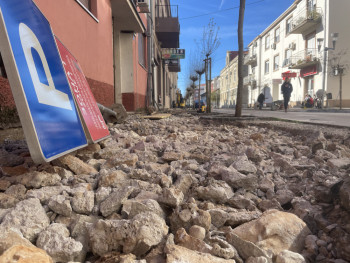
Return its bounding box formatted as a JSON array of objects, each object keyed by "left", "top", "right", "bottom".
[{"left": 0, "top": 0, "right": 87, "bottom": 163}]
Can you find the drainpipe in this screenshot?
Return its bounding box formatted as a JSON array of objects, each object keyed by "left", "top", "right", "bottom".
[
  {"left": 163, "top": 62, "right": 165, "bottom": 109},
  {"left": 258, "top": 36, "right": 262, "bottom": 95},
  {"left": 146, "top": 0, "right": 154, "bottom": 108},
  {"left": 321, "top": 0, "right": 328, "bottom": 108}
]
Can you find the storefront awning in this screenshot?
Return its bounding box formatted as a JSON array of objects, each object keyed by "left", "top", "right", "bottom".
[{"left": 300, "top": 65, "right": 318, "bottom": 78}]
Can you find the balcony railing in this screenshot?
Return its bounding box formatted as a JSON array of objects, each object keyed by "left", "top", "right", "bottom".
[
  {"left": 243, "top": 74, "right": 257, "bottom": 87},
  {"left": 244, "top": 54, "right": 257, "bottom": 66},
  {"left": 155, "top": 5, "right": 180, "bottom": 48},
  {"left": 288, "top": 48, "right": 320, "bottom": 69},
  {"left": 289, "top": 7, "right": 322, "bottom": 34}
]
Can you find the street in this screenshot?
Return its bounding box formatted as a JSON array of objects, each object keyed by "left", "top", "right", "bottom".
[{"left": 213, "top": 108, "right": 350, "bottom": 128}]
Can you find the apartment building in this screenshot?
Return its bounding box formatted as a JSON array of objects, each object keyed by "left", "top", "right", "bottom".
[
  {"left": 153, "top": 1, "right": 180, "bottom": 109},
  {"left": 246, "top": 0, "right": 350, "bottom": 107},
  {"left": 0, "top": 0, "right": 180, "bottom": 112},
  {"left": 212, "top": 76, "right": 221, "bottom": 108},
  {"left": 219, "top": 51, "right": 248, "bottom": 108}
]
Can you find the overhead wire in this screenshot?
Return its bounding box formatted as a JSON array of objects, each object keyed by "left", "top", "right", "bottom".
[
  {"left": 179, "top": 0, "right": 299, "bottom": 87},
  {"left": 179, "top": 0, "right": 265, "bottom": 20}
]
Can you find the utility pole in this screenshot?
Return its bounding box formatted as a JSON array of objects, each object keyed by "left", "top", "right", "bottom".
[
  {"left": 340, "top": 68, "right": 343, "bottom": 110},
  {"left": 235, "top": 0, "right": 246, "bottom": 117},
  {"left": 209, "top": 57, "right": 212, "bottom": 112},
  {"left": 318, "top": 33, "right": 339, "bottom": 108},
  {"left": 204, "top": 58, "right": 208, "bottom": 112},
  {"left": 204, "top": 57, "right": 212, "bottom": 113}
]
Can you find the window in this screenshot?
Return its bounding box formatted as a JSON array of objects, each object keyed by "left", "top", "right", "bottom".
[
  {"left": 285, "top": 49, "right": 292, "bottom": 66},
  {"left": 275, "top": 27, "right": 280, "bottom": 43},
  {"left": 265, "top": 60, "right": 270, "bottom": 74},
  {"left": 234, "top": 69, "right": 237, "bottom": 81},
  {"left": 286, "top": 17, "right": 293, "bottom": 35},
  {"left": 138, "top": 33, "right": 146, "bottom": 67},
  {"left": 274, "top": 54, "right": 279, "bottom": 71},
  {"left": 78, "top": 0, "right": 90, "bottom": 10},
  {"left": 265, "top": 35, "right": 270, "bottom": 50},
  {"left": 0, "top": 53, "right": 7, "bottom": 78},
  {"left": 76, "top": 0, "right": 98, "bottom": 21},
  {"left": 307, "top": 0, "right": 316, "bottom": 12}
]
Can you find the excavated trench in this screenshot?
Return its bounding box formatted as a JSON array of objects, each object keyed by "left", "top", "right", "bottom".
[{"left": 0, "top": 112, "right": 349, "bottom": 262}]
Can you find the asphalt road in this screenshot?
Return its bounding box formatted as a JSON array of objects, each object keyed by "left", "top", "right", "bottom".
[{"left": 213, "top": 108, "right": 350, "bottom": 128}]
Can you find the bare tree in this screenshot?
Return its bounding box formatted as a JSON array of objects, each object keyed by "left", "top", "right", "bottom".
[
  {"left": 327, "top": 50, "right": 349, "bottom": 109},
  {"left": 185, "top": 86, "right": 195, "bottom": 107},
  {"left": 235, "top": 0, "right": 246, "bottom": 117},
  {"left": 194, "top": 55, "right": 206, "bottom": 108},
  {"left": 185, "top": 51, "right": 201, "bottom": 108},
  {"left": 190, "top": 75, "right": 198, "bottom": 108},
  {"left": 197, "top": 18, "right": 221, "bottom": 113},
  {"left": 198, "top": 18, "right": 221, "bottom": 58}
]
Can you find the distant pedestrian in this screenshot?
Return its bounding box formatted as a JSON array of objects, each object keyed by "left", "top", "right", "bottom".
[
  {"left": 281, "top": 77, "right": 293, "bottom": 112},
  {"left": 257, "top": 93, "right": 265, "bottom": 110}
]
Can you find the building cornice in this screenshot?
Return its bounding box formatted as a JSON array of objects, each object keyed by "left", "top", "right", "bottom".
[{"left": 247, "top": 0, "right": 301, "bottom": 47}]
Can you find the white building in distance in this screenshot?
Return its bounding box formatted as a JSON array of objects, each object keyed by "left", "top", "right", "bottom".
[{"left": 245, "top": 0, "right": 350, "bottom": 108}]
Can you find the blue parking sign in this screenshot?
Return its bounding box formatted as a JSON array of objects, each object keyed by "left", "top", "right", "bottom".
[{"left": 0, "top": 0, "right": 87, "bottom": 163}]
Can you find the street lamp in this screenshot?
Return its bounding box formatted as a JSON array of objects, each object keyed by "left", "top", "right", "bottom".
[{"left": 319, "top": 33, "right": 339, "bottom": 108}]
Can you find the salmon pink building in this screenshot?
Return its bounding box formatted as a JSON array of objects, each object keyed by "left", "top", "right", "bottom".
[{"left": 0, "top": 0, "right": 180, "bottom": 112}]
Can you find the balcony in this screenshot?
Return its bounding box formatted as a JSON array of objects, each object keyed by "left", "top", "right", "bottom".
[
  {"left": 111, "top": 0, "right": 146, "bottom": 33},
  {"left": 243, "top": 74, "right": 257, "bottom": 87},
  {"left": 155, "top": 5, "right": 180, "bottom": 48},
  {"left": 244, "top": 54, "right": 257, "bottom": 66},
  {"left": 288, "top": 49, "right": 320, "bottom": 69},
  {"left": 289, "top": 7, "right": 322, "bottom": 34}
]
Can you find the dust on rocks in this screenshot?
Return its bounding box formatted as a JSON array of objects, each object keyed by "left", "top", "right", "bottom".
[{"left": 0, "top": 112, "right": 350, "bottom": 263}]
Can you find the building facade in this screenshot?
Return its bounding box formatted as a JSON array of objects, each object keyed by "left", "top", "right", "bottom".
[
  {"left": 152, "top": 0, "right": 180, "bottom": 109},
  {"left": 212, "top": 76, "right": 221, "bottom": 108},
  {"left": 0, "top": 0, "right": 180, "bottom": 113},
  {"left": 219, "top": 51, "right": 248, "bottom": 108},
  {"left": 246, "top": 0, "right": 350, "bottom": 107}
]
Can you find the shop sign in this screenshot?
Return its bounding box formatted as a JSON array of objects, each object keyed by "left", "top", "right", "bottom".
[
  {"left": 56, "top": 37, "right": 110, "bottom": 143},
  {"left": 282, "top": 72, "right": 297, "bottom": 79},
  {"left": 300, "top": 65, "right": 318, "bottom": 78},
  {"left": 162, "top": 49, "right": 185, "bottom": 59}
]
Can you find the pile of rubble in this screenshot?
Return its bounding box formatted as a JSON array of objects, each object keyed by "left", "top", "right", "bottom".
[{"left": 0, "top": 113, "right": 349, "bottom": 263}]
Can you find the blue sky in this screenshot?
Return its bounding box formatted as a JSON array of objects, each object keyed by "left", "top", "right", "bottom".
[{"left": 172, "top": 0, "right": 295, "bottom": 94}]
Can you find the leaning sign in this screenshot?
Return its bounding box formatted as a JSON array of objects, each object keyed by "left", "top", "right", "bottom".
[
  {"left": 55, "top": 37, "right": 110, "bottom": 143},
  {"left": 162, "top": 49, "right": 185, "bottom": 60},
  {"left": 0, "top": 0, "right": 87, "bottom": 163}
]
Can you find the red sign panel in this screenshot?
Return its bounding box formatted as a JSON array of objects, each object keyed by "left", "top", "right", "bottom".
[
  {"left": 55, "top": 37, "right": 110, "bottom": 143},
  {"left": 282, "top": 72, "right": 297, "bottom": 78},
  {"left": 300, "top": 65, "right": 318, "bottom": 78}
]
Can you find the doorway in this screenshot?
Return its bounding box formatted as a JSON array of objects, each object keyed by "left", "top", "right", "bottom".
[
  {"left": 272, "top": 83, "right": 280, "bottom": 101},
  {"left": 304, "top": 76, "right": 314, "bottom": 97}
]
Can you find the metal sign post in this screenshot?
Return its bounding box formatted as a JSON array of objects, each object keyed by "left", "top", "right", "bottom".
[{"left": 0, "top": 0, "right": 87, "bottom": 163}]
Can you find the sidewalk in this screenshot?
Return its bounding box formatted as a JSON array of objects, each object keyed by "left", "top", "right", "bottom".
[
  {"left": 212, "top": 108, "right": 350, "bottom": 128},
  {"left": 246, "top": 106, "right": 350, "bottom": 113}
]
